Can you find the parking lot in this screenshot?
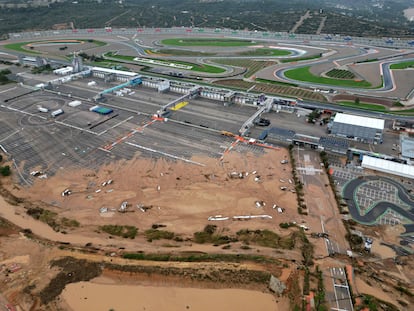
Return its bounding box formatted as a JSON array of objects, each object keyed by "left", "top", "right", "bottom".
[
  {"left": 0, "top": 78, "right": 270, "bottom": 185},
  {"left": 330, "top": 162, "right": 414, "bottom": 227}
]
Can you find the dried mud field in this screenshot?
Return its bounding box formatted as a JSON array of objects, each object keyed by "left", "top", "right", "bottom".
[
  {"left": 8, "top": 149, "right": 298, "bottom": 243},
  {"left": 0, "top": 148, "right": 302, "bottom": 311}
]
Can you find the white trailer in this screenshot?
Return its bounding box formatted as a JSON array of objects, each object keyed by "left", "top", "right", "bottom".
[
  {"left": 51, "top": 109, "right": 64, "bottom": 117},
  {"left": 38, "top": 107, "right": 49, "bottom": 113},
  {"left": 68, "top": 100, "right": 82, "bottom": 107}
]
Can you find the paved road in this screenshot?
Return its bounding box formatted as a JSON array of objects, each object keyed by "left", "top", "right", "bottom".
[
  {"left": 342, "top": 176, "right": 414, "bottom": 231},
  {"left": 275, "top": 49, "right": 414, "bottom": 93}
]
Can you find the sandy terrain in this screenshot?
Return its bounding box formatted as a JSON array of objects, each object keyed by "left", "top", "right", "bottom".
[
  {"left": 5, "top": 150, "right": 298, "bottom": 244},
  {"left": 61, "top": 281, "right": 283, "bottom": 311}
]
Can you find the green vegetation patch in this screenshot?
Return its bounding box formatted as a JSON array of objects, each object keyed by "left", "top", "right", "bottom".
[
  {"left": 123, "top": 252, "right": 278, "bottom": 263},
  {"left": 212, "top": 59, "right": 276, "bottom": 78},
  {"left": 149, "top": 49, "right": 215, "bottom": 57},
  {"left": 237, "top": 48, "right": 291, "bottom": 57},
  {"left": 145, "top": 229, "right": 175, "bottom": 241},
  {"left": 161, "top": 38, "right": 256, "bottom": 47},
  {"left": 285, "top": 66, "right": 372, "bottom": 88},
  {"left": 358, "top": 294, "right": 400, "bottom": 311},
  {"left": 4, "top": 41, "right": 42, "bottom": 54},
  {"left": 390, "top": 60, "right": 414, "bottom": 70},
  {"left": 0, "top": 165, "right": 11, "bottom": 176},
  {"left": 4, "top": 39, "right": 105, "bottom": 54},
  {"left": 99, "top": 225, "right": 138, "bottom": 239},
  {"left": 25, "top": 207, "right": 79, "bottom": 232},
  {"left": 325, "top": 68, "right": 355, "bottom": 79},
  {"left": 338, "top": 101, "right": 387, "bottom": 112},
  {"left": 390, "top": 108, "right": 414, "bottom": 116},
  {"left": 236, "top": 229, "right": 296, "bottom": 249},
  {"left": 280, "top": 54, "right": 322, "bottom": 63},
  {"left": 193, "top": 224, "right": 237, "bottom": 245}
]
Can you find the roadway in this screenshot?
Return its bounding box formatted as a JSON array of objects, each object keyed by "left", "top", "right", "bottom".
[
  {"left": 0, "top": 80, "right": 268, "bottom": 183},
  {"left": 274, "top": 47, "right": 414, "bottom": 93}
]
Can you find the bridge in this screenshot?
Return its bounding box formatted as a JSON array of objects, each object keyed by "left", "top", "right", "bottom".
[{"left": 239, "top": 97, "right": 273, "bottom": 136}]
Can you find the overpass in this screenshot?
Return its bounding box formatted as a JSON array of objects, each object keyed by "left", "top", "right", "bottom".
[
  {"left": 157, "top": 86, "right": 201, "bottom": 115},
  {"left": 239, "top": 97, "right": 273, "bottom": 136}
]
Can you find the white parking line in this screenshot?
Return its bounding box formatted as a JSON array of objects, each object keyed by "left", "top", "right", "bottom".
[{"left": 97, "top": 116, "right": 134, "bottom": 136}]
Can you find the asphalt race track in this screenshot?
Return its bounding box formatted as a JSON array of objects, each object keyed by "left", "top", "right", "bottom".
[{"left": 342, "top": 175, "right": 414, "bottom": 233}]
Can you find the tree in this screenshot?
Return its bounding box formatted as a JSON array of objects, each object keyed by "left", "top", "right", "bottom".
[{"left": 0, "top": 165, "right": 11, "bottom": 176}]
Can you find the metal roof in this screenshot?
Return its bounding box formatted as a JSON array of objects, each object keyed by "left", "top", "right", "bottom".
[
  {"left": 401, "top": 136, "right": 414, "bottom": 159},
  {"left": 334, "top": 113, "right": 384, "bottom": 130},
  {"left": 91, "top": 67, "right": 138, "bottom": 77},
  {"left": 319, "top": 136, "right": 349, "bottom": 149},
  {"left": 362, "top": 156, "right": 414, "bottom": 179}
]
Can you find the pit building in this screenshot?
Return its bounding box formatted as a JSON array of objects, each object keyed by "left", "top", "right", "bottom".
[{"left": 329, "top": 113, "right": 384, "bottom": 144}]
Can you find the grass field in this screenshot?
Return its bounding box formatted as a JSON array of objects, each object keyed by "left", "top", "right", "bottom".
[
  {"left": 280, "top": 54, "right": 321, "bottom": 63},
  {"left": 390, "top": 108, "right": 414, "bottom": 116},
  {"left": 337, "top": 101, "right": 387, "bottom": 112},
  {"left": 285, "top": 66, "right": 372, "bottom": 88},
  {"left": 212, "top": 59, "right": 276, "bottom": 78},
  {"left": 4, "top": 39, "right": 106, "bottom": 54},
  {"left": 326, "top": 69, "right": 355, "bottom": 79},
  {"left": 148, "top": 49, "right": 216, "bottom": 57},
  {"left": 161, "top": 38, "right": 256, "bottom": 47},
  {"left": 336, "top": 101, "right": 414, "bottom": 116},
  {"left": 3, "top": 42, "right": 41, "bottom": 54},
  {"left": 390, "top": 61, "right": 414, "bottom": 70},
  {"left": 104, "top": 52, "right": 225, "bottom": 73},
  {"left": 238, "top": 48, "right": 291, "bottom": 57}
]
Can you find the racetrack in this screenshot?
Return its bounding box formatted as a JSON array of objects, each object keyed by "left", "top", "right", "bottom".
[{"left": 342, "top": 176, "right": 414, "bottom": 233}]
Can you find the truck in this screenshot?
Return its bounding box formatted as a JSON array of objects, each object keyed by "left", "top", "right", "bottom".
[
  {"left": 51, "top": 109, "right": 64, "bottom": 117},
  {"left": 38, "top": 107, "right": 49, "bottom": 113},
  {"left": 68, "top": 100, "right": 82, "bottom": 107}
]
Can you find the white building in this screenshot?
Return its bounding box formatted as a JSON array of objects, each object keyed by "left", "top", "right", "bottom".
[
  {"left": 361, "top": 155, "right": 414, "bottom": 179},
  {"left": 330, "top": 113, "right": 385, "bottom": 144}
]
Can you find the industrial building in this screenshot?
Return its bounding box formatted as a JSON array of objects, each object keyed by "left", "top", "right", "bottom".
[
  {"left": 319, "top": 137, "right": 349, "bottom": 155},
  {"left": 91, "top": 67, "right": 137, "bottom": 82},
  {"left": 361, "top": 155, "right": 414, "bottom": 179},
  {"left": 329, "top": 113, "right": 384, "bottom": 144},
  {"left": 401, "top": 136, "right": 414, "bottom": 161}
]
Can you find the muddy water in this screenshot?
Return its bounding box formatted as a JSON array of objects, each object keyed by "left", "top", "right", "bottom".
[{"left": 61, "top": 281, "right": 280, "bottom": 311}]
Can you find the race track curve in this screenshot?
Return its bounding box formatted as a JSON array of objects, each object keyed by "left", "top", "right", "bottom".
[{"left": 342, "top": 175, "right": 414, "bottom": 234}]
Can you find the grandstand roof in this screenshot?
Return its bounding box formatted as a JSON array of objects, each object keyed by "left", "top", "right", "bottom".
[{"left": 361, "top": 156, "right": 414, "bottom": 179}]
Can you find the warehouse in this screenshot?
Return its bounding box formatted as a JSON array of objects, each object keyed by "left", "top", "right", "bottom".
[
  {"left": 361, "top": 155, "right": 414, "bottom": 179},
  {"left": 401, "top": 136, "right": 414, "bottom": 161},
  {"left": 329, "top": 113, "right": 384, "bottom": 144}
]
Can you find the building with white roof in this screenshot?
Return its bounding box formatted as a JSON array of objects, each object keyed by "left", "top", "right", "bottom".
[
  {"left": 330, "top": 113, "right": 385, "bottom": 144},
  {"left": 361, "top": 155, "right": 414, "bottom": 179}
]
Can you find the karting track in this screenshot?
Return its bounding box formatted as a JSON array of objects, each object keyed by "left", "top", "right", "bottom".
[{"left": 342, "top": 176, "right": 414, "bottom": 233}]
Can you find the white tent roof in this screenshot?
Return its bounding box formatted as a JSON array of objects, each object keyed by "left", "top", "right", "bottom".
[
  {"left": 362, "top": 155, "right": 414, "bottom": 179},
  {"left": 91, "top": 67, "right": 138, "bottom": 77},
  {"left": 334, "top": 113, "right": 384, "bottom": 130}
]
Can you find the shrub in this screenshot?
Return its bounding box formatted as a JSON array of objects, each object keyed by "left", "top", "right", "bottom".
[
  {"left": 144, "top": 229, "right": 175, "bottom": 241},
  {"left": 100, "top": 225, "right": 137, "bottom": 239},
  {"left": 0, "top": 165, "right": 11, "bottom": 176}
]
